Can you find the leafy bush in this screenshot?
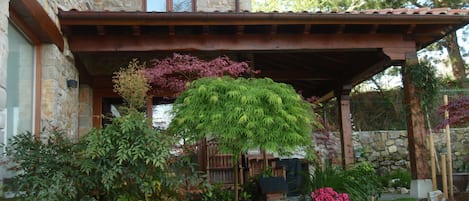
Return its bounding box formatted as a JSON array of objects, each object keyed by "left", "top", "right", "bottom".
[
  {"left": 3, "top": 130, "right": 97, "bottom": 201},
  {"left": 342, "top": 162, "right": 383, "bottom": 201},
  {"left": 83, "top": 111, "right": 180, "bottom": 200},
  {"left": 304, "top": 162, "right": 383, "bottom": 201},
  {"left": 79, "top": 59, "right": 184, "bottom": 200},
  {"left": 380, "top": 169, "right": 411, "bottom": 189}
]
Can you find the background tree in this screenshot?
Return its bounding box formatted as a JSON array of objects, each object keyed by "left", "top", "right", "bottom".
[{"left": 169, "top": 76, "right": 319, "bottom": 201}]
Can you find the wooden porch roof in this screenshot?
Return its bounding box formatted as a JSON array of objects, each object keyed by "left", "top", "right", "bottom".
[{"left": 58, "top": 8, "right": 469, "bottom": 99}]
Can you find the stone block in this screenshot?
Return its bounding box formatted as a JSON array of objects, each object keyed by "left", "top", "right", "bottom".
[
  {"left": 410, "top": 179, "right": 432, "bottom": 199},
  {"left": 395, "top": 139, "right": 404, "bottom": 146},
  {"left": 359, "top": 132, "right": 371, "bottom": 143},
  {"left": 386, "top": 140, "right": 395, "bottom": 146},
  {"left": 399, "top": 131, "right": 407, "bottom": 137},
  {"left": 375, "top": 141, "right": 386, "bottom": 151},
  {"left": 389, "top": 132, "right": 401, "bottom": 139}
]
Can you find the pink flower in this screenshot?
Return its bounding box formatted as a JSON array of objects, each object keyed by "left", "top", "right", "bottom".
[{"left": 311, "top": 187, "right": 350, "bottom": 201}]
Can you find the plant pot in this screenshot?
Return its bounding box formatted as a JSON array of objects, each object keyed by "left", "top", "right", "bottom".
[
  {"left": 436, "top": 172, "right": 469, "bottom": 192},
  {"left": 258, "top": 176, "right": 288, "bottom": 194}
]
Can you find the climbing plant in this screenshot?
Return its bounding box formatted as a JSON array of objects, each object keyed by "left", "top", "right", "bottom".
[{"left": 402, "top": 60, "right": 440, "bottom": 115}]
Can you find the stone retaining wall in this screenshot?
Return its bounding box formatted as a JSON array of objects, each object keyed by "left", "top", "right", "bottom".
[{"left": 315, "top": 128, "right": 469, "bottom": 174}]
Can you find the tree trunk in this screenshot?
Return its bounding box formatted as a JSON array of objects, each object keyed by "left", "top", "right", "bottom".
[
  {"left": 234, "top": 158, "right": 239, "bottom": 201},
  {"left": 443, "top": 32, "right": 466, "bottom": 82}
]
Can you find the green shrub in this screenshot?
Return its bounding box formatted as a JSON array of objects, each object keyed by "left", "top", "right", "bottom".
[
  {"left": 380, "top": 169, "right": 412, "bottom": 189},
  {"left": 342, "top": 162, "right": 383, "bottom": 201},
  {"left": 304, "top": 162, "right": 383, "bottom": 201},
  {"left": 4, "top": 130, "right": 97, "bottom": 201}
]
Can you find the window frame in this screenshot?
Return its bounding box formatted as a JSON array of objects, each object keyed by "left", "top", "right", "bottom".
[
  {"left": 8, "top": 9, "right": 42, "bottom": 138},
  {"left": 144, "top": 0, "right": 196, "bottom": 12}
]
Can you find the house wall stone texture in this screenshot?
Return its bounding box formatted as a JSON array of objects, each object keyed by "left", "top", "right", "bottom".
[
  {"left": 41, "top": 44, "right": 79, "bottom": 140},
  {"left": 93, "top": 0, "right": 143, "bottom": 11},
  {"left": 197, "top": 0, "right": 251, "bottom": 12},
  {"left": 0, "top": 0, "right": 9, "bottom": 191},
  {"left": 0, "top": 0, "right": 9, "bottom": 146}
]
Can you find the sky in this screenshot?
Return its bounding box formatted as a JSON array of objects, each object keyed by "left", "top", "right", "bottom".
[{"left": 147, "top": 1, "right": 165, "bottom": 12}]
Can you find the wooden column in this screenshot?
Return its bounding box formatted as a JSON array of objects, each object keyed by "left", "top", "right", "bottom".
[
  {"left": 336, "top": 85, "right": 354, "bottom": 168},
  {"left": 402, "top": 54, "right": 430, "bottom": 179}
]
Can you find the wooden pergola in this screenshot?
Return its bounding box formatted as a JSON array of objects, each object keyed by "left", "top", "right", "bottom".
[{"left": 58, "top": 8, "right": 469, "bottom": 180}]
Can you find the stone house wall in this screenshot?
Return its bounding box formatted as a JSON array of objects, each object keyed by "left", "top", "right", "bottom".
[
  {"left": 197, "top": 0, "right": 251, "bottom": 12},
  {"left": 0, "top": 0, "right": 9, "bottom": 149},
  {"left": 315, "top": 128, "right": 469, "bottom": 174},
  {"left": 93, "top": 0, "right": 143, "bottom": 11}
]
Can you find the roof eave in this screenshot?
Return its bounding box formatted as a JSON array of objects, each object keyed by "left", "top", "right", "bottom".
[{"left": 58, "top": 10, "right": 469, "bottom": 26}]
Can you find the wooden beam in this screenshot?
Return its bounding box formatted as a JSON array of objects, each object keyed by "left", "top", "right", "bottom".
[
  {"left": 383, "top": 47, "right": 417, "bottom": 60},
  {"left": 97, "top": 25, "right": 106, "bottom": 35},
  {"left": 132, "top": 25, "right": 141, "bottom": 36},
  {"left": 370, "top": 24, "right": 379, "bottom": 34},
  {"left": 337, "top": 24, "right": 346, "bottom": 34},
  {"left": 271, "top": 24, "right": 277, "bottom": 35},
  {"left": 336, "top": 85, "right": 354, "bottom": 168},
  {"left": 10, "top": 0, "right": 64, "bottom": 51},
  {"left": 347, "top": 58, "right": 393, "bottom": 86},
  {"left": 303, "top": 24, "right": 311, "bottom": 34},
  {"left": 257, "top": 70, "right": 333, "bottom": 81},
  {"left": 68, "top": 33, "right": 415, "bottom": 52},
  {"left": 402, "top": 53, "right": 430, "bottom": 180},
  {"left": 236, "top": 25, "right": 244, "bottom": 35}
]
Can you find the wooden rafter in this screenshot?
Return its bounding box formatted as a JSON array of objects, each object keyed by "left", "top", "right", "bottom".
[{"left": 67, "top": 33, "right": 415, "bottom": 52}]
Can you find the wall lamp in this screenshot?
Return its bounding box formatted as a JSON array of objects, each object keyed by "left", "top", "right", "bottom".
[{"left": 66, "top": 79, "right": 78, "bottom": 88}]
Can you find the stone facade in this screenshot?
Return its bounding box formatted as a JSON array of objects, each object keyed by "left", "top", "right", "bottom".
[
  {"left": 41, "top": 44, "right": 79, "bottom": 140},
  {"left": 0, "top": 0, "right": 9, "bottom": 192},
  {"left": 315, "top": 128, "right": 469, "bottom": 174},
  {"left": 0, "top": 0, "right": 8, "bottom": 148},
  {"left": 93, "top": 0, "right": 143, "bottom": 11},
  {"left": 197, "top": 0, "right": 251, "bottom": 12}
]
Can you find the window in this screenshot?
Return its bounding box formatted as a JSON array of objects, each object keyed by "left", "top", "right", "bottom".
[
  {"left": 146, "top": 0, "right": 195, "bottom": 12},
  {"left": 3, "top": 22, "right": 35, "bottom": 148},
  {"left": 152, "top": 97, "right": 174, "bottom": 130}
]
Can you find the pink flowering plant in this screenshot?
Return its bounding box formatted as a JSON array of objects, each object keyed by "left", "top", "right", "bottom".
[{"left": 311, "top": 187, "right": 350, "bottom": 201}]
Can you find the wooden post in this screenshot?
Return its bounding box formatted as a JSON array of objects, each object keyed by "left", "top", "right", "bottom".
[
  {"left": 441, "top": 154, "right": 448, "bottom": 199},
  {"left": 402, "top": 56, "right": 430, "bottom": 180},
  {"left": 336, "top": 85, "right": 354, "bottom": 168},
  {"left": 426, "top": 110, "right": 438, "bottom": 190},
  {"left": 428, "top": 130, "right": 437, "bottom": 190},
  {"left": 443, "top": 95, "right": 454, "bottom": 200}
]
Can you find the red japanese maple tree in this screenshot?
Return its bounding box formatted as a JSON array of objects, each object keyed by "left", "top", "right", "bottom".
[
  {"left": 145, "top": 53, "right": 256, "bottom": 97},
  {"left": 437, "top": 95, "right": 469, "bottom": 129}
]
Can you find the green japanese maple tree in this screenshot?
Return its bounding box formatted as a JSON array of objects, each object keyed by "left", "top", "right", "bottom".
[{"left": 169, "top": 76, "right": 319, "bottom": 200}]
